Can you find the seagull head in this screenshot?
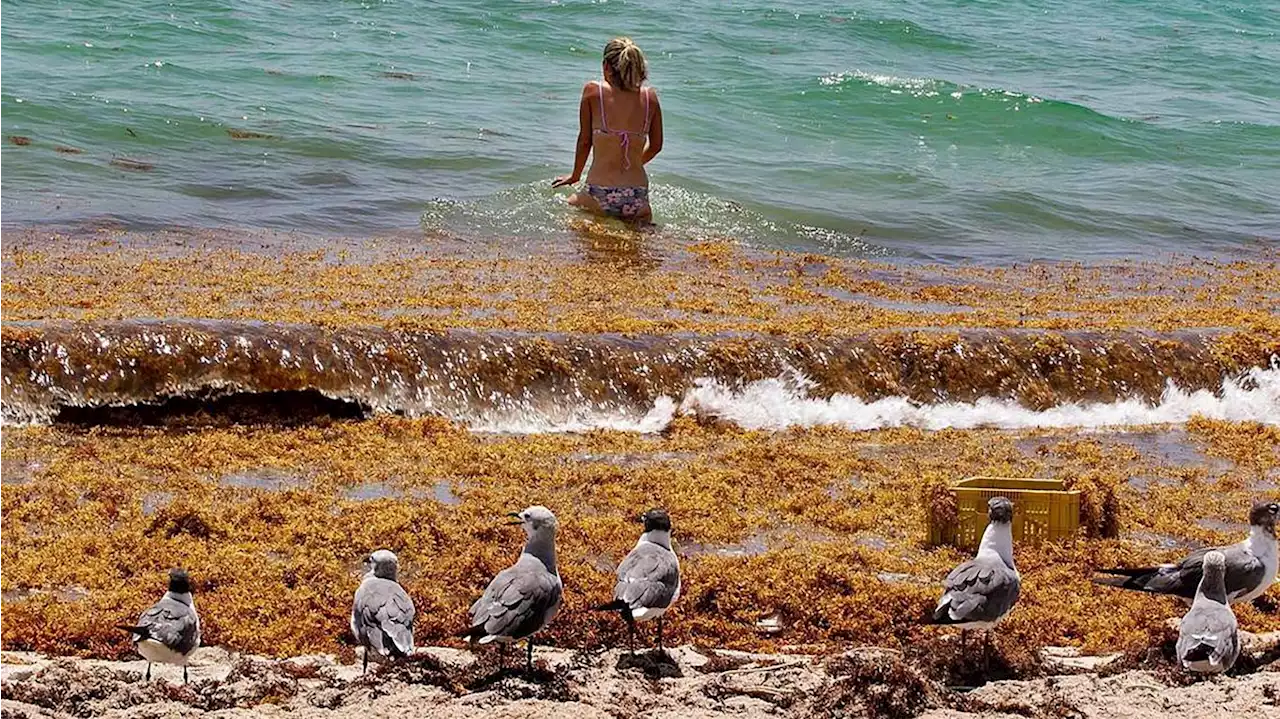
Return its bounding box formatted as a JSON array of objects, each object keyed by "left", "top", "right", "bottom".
[
  {"left": 1202, "top": 550, "right": 1226, "bottom": 570},
  {"left": 368, "top": 549, "right": 399, "bottom": 580},
  {"left": 1249, "top": 501, "right": 1279, "bottom": 536},
  {"left": 987, "top": 496, "right": 1014, "bottom": 524},
  {"left": 640, "top": 508, "right": 672, "bottom": 533},
  {"left": 1202, "top": 550, "right": 1227, "bottom": 582},
  {"left": 167, "top": 568, "right": 193, "bottom": 596},
  {"left": 508, "top": 505, "right": 558, "bottom": 538}
]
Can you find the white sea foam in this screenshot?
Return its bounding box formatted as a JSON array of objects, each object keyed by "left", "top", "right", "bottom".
[
  {"left": 469, "top": 364, "right": 1280, "bottom": 434},
  {"left": 819, "top": 70, "right": 1043, "bottom": 104},
  {"left": 8, "top": 357, "right": 1276, "bottom": 435},
  {"left": 465, "top": 396, "right": 679, "bottom": 435}
]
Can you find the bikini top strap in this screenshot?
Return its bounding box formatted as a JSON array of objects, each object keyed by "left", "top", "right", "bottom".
[
  {"left": 642, "top": 87, "right": 652, "bottom": 132},
  {"left": 596, "top": 80, "right": 608, "bottom": 130}
]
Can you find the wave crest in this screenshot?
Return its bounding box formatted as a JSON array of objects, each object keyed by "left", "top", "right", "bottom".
[{"left": 3, "top": 320, "right": 1275, "bottom": 433}]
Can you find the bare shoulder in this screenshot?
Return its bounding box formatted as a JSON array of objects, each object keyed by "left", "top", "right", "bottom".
[
  {"left": 646, "top": 86, "right": 661, "bottom": 102},
  {"left": 581, "top": 80, "right": 600, "bottom": 98}
]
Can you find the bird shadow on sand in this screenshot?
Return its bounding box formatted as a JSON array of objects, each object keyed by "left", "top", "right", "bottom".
[
  {"left": 615, "top": 649, "right": 683, "bottom": 679},
  {"left": 904, "top": 635, "right": 1035, "bottom": 689},
  {"left": 463, "top": 660, "right": 578, "bottom": 702},
  {"left": 351, "top": 654, "right": 459, "bottom": 694}
]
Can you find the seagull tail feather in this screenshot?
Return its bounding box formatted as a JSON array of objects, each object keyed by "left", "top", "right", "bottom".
[
  {"left": 384, "top": 627, "right": 414, "bottom": 658},
  {"left": 1181, "top": 642, "right": 1215, "bottom": 663},
  {"left": 115, "top": 624, "right": 150, "bottom": 639},
  {"left": 594, "top": 599, "right": 637, "bottom": 623},
  {"left": 1090, "top": 569, "right": 1156, "bottom": 591},
  {"left": 927, "top": 604, "right": 958, "bottom": 625}
]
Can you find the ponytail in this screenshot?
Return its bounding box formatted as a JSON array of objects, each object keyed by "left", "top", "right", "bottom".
[{"left": 602, "top": 37, "right": 648, "bottom": 92}]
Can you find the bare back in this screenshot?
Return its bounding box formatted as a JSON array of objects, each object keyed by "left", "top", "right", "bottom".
[{"left": 585, "top": 80, "right": 658, "bottom": 187}]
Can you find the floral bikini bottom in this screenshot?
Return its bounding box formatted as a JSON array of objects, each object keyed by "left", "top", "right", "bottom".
[{"left": 585, "top": 185, "right": 650, "bottom": 220}]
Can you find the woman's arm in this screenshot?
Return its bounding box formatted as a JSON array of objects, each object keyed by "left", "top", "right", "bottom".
[
  {"left": 642, "top": 89, "right": 663, "bottom": 165},
  {"left": 552, "top": 84, "right": 595, "bottom": 187}
]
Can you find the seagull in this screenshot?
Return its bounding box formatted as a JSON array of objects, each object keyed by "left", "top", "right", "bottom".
[
  {"left": 116, "top": 569, "right": 201, "bottom": 683},
  {"left": 931, "top": 496, "right": 1021, "bottom": 673},
  {"left": 1093, "top": 500, "right": 1279, "bottom": 604},
  {"left": 350, "top": 549, "right": 416, "bottom": 673},
  {"left": 594, "top": 508, "right": 681, "bottom": 654},
  {"left": 459, "top": 505, "right": 563, "bottom": 673},
  {"left": 1176, "top": 550, "right": 1241, "bottom": 674}
]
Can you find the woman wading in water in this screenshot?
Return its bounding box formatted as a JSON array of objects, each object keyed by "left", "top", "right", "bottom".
[{"left": 553, "top": 37, "right": 664, "bottom": 223}]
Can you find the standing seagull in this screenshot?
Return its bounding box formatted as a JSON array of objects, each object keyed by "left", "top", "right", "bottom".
[
  {"left": 1093, "top": 501, "right": 1278, "bottom": 604},
  {"left": 350, "top": 549, "right": 416, "bottom": 673},
  {"left": 1176, "top": 551, "right": 1241, "bottom": 675},
  {"left": 116, "top": 569, "right": 201, "bottom": 683},
  {"left": 594, "top": 508, "right": 681, "bottom": 654},
  {"left": 459, "top": 505, "right": 563, "bottom": 673},
  {"left": 931, "top": 496, "right": 1021, "bottom": 673}
]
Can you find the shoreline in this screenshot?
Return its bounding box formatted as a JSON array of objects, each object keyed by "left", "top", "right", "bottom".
[
  {"left": 3, "top": 636, "right": 1279, "bottom": 718},
  {"left": 5, "top": 319, "right": 1277, "bottom": 429},
  {"left": 2, "top": 219, "right": 1277, "bottom": 266}
]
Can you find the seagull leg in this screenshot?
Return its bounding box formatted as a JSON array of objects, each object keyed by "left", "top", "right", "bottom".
[
  {"left": 363, "top": 649, "right": 368, "bottom": 674},
  {"left": 627, "top": 619, "right": 636, "bottom": 655},
  {"left": 657, "top": 616, "right": 664, "bottom": 651},
  {"left": 526, "top": 637, "right": 535, "bottom": 675},
  {"left": 983, "top": 631, "right": 991, "bottom": 677},
  {"left": 145, "top": 663, "right": 151, "bottom": 682},
  {"left": 184, "top": 666, "right": 189, "bottom": 684}
]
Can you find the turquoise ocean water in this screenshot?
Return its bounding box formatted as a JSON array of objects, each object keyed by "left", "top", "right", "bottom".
[{"left": 2, "top": 0, "right": 1277, "bottom": 262}]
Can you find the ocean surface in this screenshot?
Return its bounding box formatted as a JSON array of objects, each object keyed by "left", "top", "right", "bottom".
[{"left": 3, "top": 0, "right": 1278, "bottom": 262}]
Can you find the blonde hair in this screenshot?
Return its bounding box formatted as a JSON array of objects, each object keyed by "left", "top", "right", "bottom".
[{"left": 603, "top": 37, "right": 648, "bottom": 92}]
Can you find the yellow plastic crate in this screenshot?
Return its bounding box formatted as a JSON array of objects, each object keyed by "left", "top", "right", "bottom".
[{"left": 929, "top": 476, "right": 1080, "bottom": 551}]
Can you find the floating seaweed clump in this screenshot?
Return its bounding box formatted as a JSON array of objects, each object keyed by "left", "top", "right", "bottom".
[
  {"left": 226, "top": 129, "right": 275, "bottom": 140},
  {"left": 109, "top": 157, "right": 154, "bottom": 171}
]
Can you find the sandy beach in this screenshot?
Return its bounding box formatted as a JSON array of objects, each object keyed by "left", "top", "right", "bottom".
[{"left": 4, "top": 633, "right": 1280, "bottom": 719}]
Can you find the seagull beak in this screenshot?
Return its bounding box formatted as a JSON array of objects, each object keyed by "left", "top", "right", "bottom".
[{"left": 505, "top": 512, "right": 524, "bottom": 526}]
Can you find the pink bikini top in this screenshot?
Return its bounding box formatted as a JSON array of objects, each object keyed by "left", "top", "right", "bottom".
[{"left": 594, "top": 81, "right": 651, "bottom": 170}]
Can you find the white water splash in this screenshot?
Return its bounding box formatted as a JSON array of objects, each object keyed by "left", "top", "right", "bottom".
[
  {"left": 472, "top": 364, "right": 1280, "bottom": 434},
  {"left": 679, "top": 366, "right": 1279, "bottom": 431},
  {"left": 465, "top": 396, "right": 679, "bottom": 435},
  {"left": 8, "top": 354, "right": 1276, "bottom": 435}
]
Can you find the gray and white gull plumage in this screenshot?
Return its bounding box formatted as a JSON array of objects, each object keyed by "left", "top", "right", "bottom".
[
  {"left": 459, "top": 505, "right": 563, "bottom": 673},
  {"left": 931, "top": 496, "right": 1021, "bottom": 671},
  {"left": 1093, "top": 500, "right": 1279, "bottom": 604},
  {"left": 350, "top": 549, "right": 416, "bottom": 673},
  {"left": 1176, "top": 550, "right": 1241, "bottom": 675},
  {"left": 595, "top": 508, "right": 681, "bottom": 653},
  {"left": 116, "top": 569, "right": 201, "bottom": 683}
]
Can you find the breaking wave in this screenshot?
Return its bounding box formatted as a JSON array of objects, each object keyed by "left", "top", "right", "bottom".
[
  {"left": 2, "top": 320, "right": 1276, "bottom": 433},
  {"left": 671, "top": 367, "right": 1280, "bottom": 433}
]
